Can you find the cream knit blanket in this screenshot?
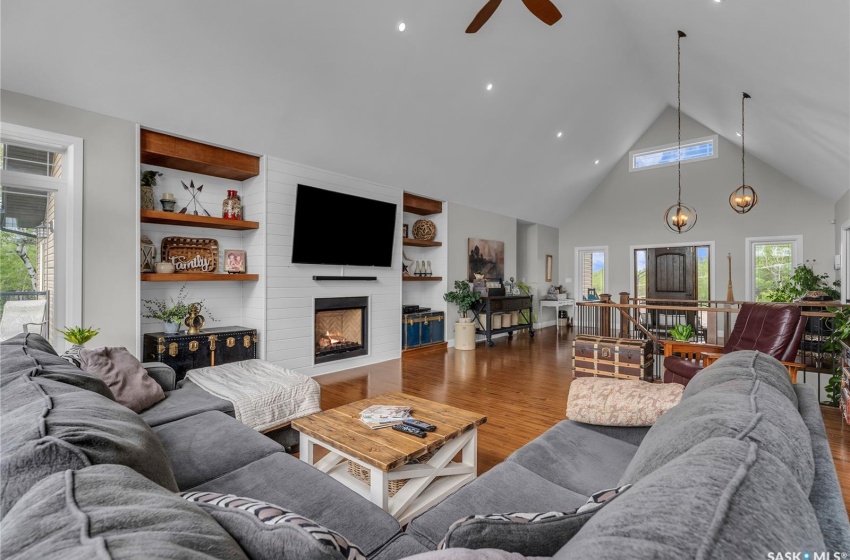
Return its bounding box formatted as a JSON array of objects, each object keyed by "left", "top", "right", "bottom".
[{"left": 186, "top": 360, "right": 321, "bottom": 431}]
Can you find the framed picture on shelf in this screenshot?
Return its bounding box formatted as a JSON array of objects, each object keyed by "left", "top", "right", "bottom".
[{"left": 224, "top": 250, "right": 246, "bottom": 273}]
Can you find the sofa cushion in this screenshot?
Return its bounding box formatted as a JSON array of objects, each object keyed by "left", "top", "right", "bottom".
[
  {"left": 406, "top": 461, "right": 589, "bottom": 549},
  {"left": 141, "top": 380, "right": 234, "bottom": 427},
  {"left": 684, "top": 350, "right": 797, "bottom": 406},
  {"left": 505, "top": 420, "right": 638, "bottom": 496},
  {"left": 556, "top": 438, "right": 825, "bottom": 558},
  {"left": 2, "top": 465, "right": 248, "bottom": 560},
  {"left": 78, "top": 346, "right": 165, "bottom": 412},
  {"left": 153, "top": 410, "right": 284, "bottom": 489},
  {"left": 0, "top": 332, "right": 57, "bottom": 354},
  {"left": 1, "top": 374, "right": 178, "bottom": 516},
  {"left": 181, "top": 491, "right": 366, "bottom": 560},
  {"left": 438, "top": 484, "right": 630, "bottom": 556},
  {"left": 566, "top": 377, "right": 683, "bottom": 426},
  {"left": 0, "top": 343, "right": 114, "bottom": 398},
  {"left": 371, "top": 534, "right": 431, "bottom": 560},
  {"left": 186, "top": 452, "right": 401, "bottom": 557},
  {"left": 619, "top": 373, "right": 814, "bottom": 494}
]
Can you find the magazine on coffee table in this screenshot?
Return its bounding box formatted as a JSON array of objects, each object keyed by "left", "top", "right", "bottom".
[{"left": 360, "top": 405, "right": 412, "bottom": 429}]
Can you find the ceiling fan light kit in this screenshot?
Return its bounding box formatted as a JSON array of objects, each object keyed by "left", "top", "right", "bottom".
[
  {"left": 729, "top": 92, "right": 759, "bottom": 214},
  {"left": 664, "top": 29, "right": 697, "bottom": 234},
  {"left": 466, "top": 0, "right": 562, "bottom": 33}
]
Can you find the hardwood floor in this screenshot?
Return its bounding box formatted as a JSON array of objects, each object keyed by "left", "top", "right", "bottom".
[{"left": 315, "top": 327, "right": 850, "bottom": 514}]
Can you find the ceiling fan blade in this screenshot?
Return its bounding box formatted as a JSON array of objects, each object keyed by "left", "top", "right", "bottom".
[
  {"left": 521, "top": 0, "right": 562, "bottom": 26},
  {"left": 466, "top": 0, "right": 502, "bottom": 33}
]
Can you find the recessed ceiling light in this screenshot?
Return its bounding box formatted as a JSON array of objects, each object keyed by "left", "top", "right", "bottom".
[
  {"left": 398, "top": 22, "right": 406, "bottom": 32},
  {"left": 594, "top": 160, "right": 600, "bottom": 165},
  {"left": 557, "top": 132, "right": 563, "bottom": 138},
  {"left": 486, "top": 83, "right": 493, "bottom": 91},
  {"left": 713, "top": 0, "right": 722, "bottom": 3},
  {"left": 736, "top": 132, "right": 742, "bottom": 137}
]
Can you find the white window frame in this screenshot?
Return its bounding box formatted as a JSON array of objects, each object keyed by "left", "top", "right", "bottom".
[
  {"left": 629, "top": 241, "right": 716, "bottom": 300},
  {"left": 574, "top": 246, "right": 608, "bottom": 299},
  {"left": 629, "top": 135, "right": 718, "bottom": 172},
  {"left": 745, "top": 235, "right": 803, "bottom": 302},
  {"left": 0, "top": 123, "right": 83, "bottom": 350}
]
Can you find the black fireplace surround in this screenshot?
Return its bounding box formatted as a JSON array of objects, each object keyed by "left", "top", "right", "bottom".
[{"left": 314, "top": 296, "right": 368, "bottom": 364}]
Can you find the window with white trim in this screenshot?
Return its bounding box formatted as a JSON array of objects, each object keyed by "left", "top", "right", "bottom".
[
  {"left": 576, "top": 247, "right": 607, "bottom": 300},
  {"left": 746, "top": 236, "right": 802, "bottom": 302},
  {"left": 629, "top": 135, "right": 718, "bottom": 172}
]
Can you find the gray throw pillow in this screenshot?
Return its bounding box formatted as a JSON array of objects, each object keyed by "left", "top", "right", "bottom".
[
  {"left": 180, "top": 491, "right": 366, "bottom": 560},
  {"left": 2, "top": 465, "right": 248, "bottom": 560},
  {"left": 78, "top": 346, "right": 165, "bottom": 412},
  {"left": 1, "top": 374, "right": 177, "bottom": 517},
  {"left": 438, "top": 485, "right": 630, "bottom": 556}
]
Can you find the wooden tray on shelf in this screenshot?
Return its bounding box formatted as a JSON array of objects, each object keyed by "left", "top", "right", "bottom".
[{"left": 161, "top": 236, "right": 218, "bottom": 273}]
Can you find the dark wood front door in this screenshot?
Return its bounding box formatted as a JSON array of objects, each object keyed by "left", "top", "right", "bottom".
[{"left": 647, "top": 246, "right": 696, "bottom": 301}]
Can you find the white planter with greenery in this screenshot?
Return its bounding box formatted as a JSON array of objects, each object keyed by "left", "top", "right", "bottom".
[{"left": 444, "top": 280, "right": 481, "bottom": 350}]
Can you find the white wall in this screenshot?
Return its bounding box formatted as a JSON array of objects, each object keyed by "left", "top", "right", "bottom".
[
  {"left": 1, "top": 90, "right": 137, "bottom": 349},
  {"left": 535, "top": 224, "right": 559, "bottom": 323},
  {"left": 560, "top": 107, "right": 836, "bottom": 300},
  {"left": 263, "top": 157, "right": 403, "bottom": 376},
  {"left": 446, "top": 203, "right": 517, "bottom": 342}
]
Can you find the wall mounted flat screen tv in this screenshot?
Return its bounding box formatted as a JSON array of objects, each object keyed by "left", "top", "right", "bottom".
[{"left": 291, "top": 184, "right": 397, "bottom": 267}]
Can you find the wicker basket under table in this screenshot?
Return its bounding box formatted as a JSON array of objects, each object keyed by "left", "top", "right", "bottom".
[{"left": 347, "top": 452, "right": 433, "bottom": 497}]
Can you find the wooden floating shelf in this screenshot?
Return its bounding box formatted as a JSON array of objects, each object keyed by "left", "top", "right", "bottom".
[
  {"left": 140, "top": 210, "right": 260, "bottom": 230},
  {"left": 141, "top": 273, "right": 259, "bottom": 282},
  {"left": 402, "top": 276, "right": 443, "bottom": 282},
  {"left": 403, "top": 238, "right": 442, "bottom": 247},
  {"left": 403, "top": 192, "right": 443, "bottom": 216},
  {"left": 140, "top": 129, "right": 260, "bottom": 181}
]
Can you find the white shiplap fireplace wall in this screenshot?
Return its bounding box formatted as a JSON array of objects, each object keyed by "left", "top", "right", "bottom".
[{"left": 264, "top": 157, "right": 403, "bottom": 376}]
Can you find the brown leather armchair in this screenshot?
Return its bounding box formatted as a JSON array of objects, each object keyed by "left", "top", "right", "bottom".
[{"left": 663, "top": 303, "right": 807, "bottom": 386}]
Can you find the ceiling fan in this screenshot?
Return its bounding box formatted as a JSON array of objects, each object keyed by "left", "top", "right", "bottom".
[{"left": 466, "top": 0, "right": 562, "bottom": 33}]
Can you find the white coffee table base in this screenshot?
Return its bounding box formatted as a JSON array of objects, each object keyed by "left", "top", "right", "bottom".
[{"left": 299, "top": 428, "right": 478, "bottom": 525}]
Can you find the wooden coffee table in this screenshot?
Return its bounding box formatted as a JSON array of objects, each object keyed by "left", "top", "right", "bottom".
[{"left": 291, "top": 392, "right": 486, "bottom": 525}]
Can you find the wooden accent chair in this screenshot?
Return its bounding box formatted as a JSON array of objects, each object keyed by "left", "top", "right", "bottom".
[{"left": 663, "top": 303, "right": 807, "bottom": 386}]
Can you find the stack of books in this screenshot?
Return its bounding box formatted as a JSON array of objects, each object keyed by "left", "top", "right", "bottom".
[{"left": 360, "top": 405, "right": 412, "bottom": 429}]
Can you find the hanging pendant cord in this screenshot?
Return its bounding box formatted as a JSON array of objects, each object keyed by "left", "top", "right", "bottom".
[
  {"left": 677, "top": 31, "right": 685, "bottom": 207},
  {"left": 741, "top": 92, "right": 750, "bottom": 188}
]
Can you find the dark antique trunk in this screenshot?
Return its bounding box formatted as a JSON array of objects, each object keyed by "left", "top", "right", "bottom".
[
  {"left": 572, "top": 335, "right": 654, "bottom": 381},
  {"left": 403, "top": 311, "right": 445, "bottom": 350},
  {"left": 142, "top": 326, "right": 258, "bottom": 382}
]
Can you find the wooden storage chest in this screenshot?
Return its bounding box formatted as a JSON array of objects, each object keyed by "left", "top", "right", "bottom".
[{"left": 573, "top": 335, "right": 654, "bottom": 381}]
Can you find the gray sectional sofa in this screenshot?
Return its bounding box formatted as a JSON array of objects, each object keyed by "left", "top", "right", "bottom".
[
  {"left": 1, "top": 333, "right": 429, "bottom": 559},
  {"left": 2, "top": 332, "right": 849, "bottom": 559}
]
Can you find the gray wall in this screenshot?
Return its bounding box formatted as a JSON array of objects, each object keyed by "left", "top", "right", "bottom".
[
  {"left": 535, "top": 224, "right": 560, "bottom": 322},
  {"left": 446, "top": 202, "right": 517, "bottom": 329},
  {"left": 835, "top": 190, "right": 850, "bottom": 291},
  {"left": 1, "top": 90, "right": 137, "bottom": 349},
  {"left": 560, "top": 106, "right": 835, "bottom": 300}
]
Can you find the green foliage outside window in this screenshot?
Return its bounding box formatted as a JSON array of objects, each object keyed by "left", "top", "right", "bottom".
[{"left": 760, "top": 260, "right": 839, "bottom": 302}]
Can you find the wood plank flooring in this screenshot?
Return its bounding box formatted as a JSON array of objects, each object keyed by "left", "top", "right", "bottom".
[{"left": 315, "top": 327, "right": 850, "bottom": 514}]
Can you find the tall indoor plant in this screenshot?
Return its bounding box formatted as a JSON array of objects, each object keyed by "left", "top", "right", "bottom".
[{"left": 444, "top": 280, "right": 481, "bottom": 351}]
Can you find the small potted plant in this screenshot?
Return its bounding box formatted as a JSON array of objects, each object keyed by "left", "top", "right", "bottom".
[
  {"left": 142, "top": 285, "right": 190, "bottom": 334},
  {"left": 140, "top": 169, "right": 163, "bottom": 211},
  {"left": 444, "top": 280, "right": 481, "bottom": 323},
  {"left": 444, "top": 280, "right": 481, "bottom": 351},
  {"left": 57, "top": 325, "right": 100, "bottom": 367},
  {"left": 668, "top": 324, "right": 695, "bottom": 342}
]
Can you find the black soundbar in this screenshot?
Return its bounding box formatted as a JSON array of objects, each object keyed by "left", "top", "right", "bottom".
[{"left": 312, "top": 276, "right": 378, "bottom": 281}]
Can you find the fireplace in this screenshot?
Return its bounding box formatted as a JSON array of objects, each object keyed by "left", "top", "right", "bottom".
[{"left": 314, "top": 297, "right": 368, "bottom": 364}]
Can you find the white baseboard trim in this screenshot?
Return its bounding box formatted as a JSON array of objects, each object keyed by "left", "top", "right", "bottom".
[{"left": 533, "top": 320, "right": 557, "bottom": 329}]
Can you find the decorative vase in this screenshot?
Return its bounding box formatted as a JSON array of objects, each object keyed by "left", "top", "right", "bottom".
[
  {"left": 454, "top": 321, "right": 476, "bottom": 350},
  {"left": 140, "top": 185, "right": 155, "bottom": 211},
  {"left": 222, "top": 189, "right": 242, "bottom": 220},
  {"left": 425, "top": 260, "right": 432, "bottom": 276},
  {"left": 413, "top": 261, "right": 421, "bottom": 275},
  {"left": 163, "top": 321, "right": 180, "bottom": 334},
  {"left": 160, "top": 199, "right": 177, "bottom": 212},
  {"left": 412, "top": 219, "right": 437, "bottom": 241}
]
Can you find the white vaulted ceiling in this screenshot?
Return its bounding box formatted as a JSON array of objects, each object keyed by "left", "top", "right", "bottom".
[{"left": 1, "top": 1, "right": 847, "bottom": 226}]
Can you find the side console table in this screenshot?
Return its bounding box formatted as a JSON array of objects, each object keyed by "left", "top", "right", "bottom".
[{"left": 472, "top": 295, "right": 534, "bottom": 347}]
